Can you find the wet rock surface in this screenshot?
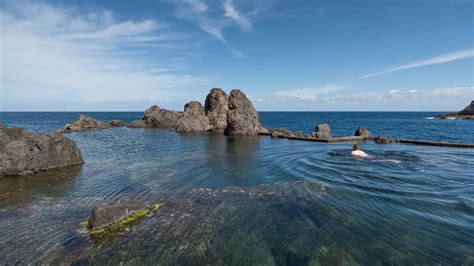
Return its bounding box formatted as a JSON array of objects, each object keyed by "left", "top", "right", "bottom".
[
  {"left": 176, "top": 101, "right": 212, "bottom": 133},
  {"left": 143, "top": 105, "right": 182, "bottom": 129},
  {"left": 311, "top": 124, "right": 332, "bottom": 139},
  {"left": 88, "top": 202, "right": 148, "bottom": 231},
  {"left": 204, "top": 88, "right": 229, "bottom": 131},
  {"left": 224, "top": 89, "right": 264, "bottom": 136},
  {"left": 354, "top": 126, "right": 372, "bottom": 139},
  {"left": 0, "top": 124, "right": 83, "bottom": 176}
]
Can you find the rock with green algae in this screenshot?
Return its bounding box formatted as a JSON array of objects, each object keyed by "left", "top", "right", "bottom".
[{"left": 87, "top": 202, "right": 162, "bottom": 233}]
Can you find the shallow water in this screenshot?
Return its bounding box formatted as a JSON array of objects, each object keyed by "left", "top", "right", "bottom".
[{"left": 0, "top": 112, "right": 473, "bottom": 264}]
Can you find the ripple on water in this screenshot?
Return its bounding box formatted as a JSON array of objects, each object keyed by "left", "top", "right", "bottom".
[{"left": 0, "top": 128, "right": 473, "bottom": 264}]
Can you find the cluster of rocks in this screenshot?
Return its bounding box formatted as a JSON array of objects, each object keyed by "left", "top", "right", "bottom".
[
  {"left": 143, "top": 88, "right": 267, "bottom": 136},
  {"left": 268, "top": 124, "right": 372, "bottom": 141},
  {"left": 59, "top": 115, "right": 125, "bottom": 133},
  {"left": 373, "top": 135, "right": 400, "bottom": 144},
  {"left": 0, "top": 124, "right": 84, "bottom": 176},
  {"left": 435, "top": 101, "right": 474, "bottom": 120}
]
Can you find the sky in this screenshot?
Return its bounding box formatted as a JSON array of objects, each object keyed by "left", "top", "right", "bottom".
[{"left": 0, "top": 0, "right": 473, "bottom": 111}]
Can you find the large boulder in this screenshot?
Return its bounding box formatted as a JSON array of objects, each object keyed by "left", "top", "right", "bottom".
[
  {"left": 310, "top": 124, "right": 332, "bottom": 139},
  {"left": 175, "top": 101, "right": 212, "bottom": 133},
  {"left": 143, "top": 105, "right": 182, "bottom": 129},
  {"left": 59, "top": 115, "right": 114, "bottom": 133},
  {"left": 224, "top": 89, "right": 264, "bottom": 136},
  {"left": 354, "top": 126, "right": 372, "bottom": 139},
  {"left": 0, "top": 124, "right": 84, "bottom": 176},
  {"left": 459, "top": 101, "right": 474, "bottom": 115},
  {"left": 204, "top": 88, "right": 229, "bottom": 131},
  {"left": 87, "top": 202, "right": 148, "bottom": 231}
]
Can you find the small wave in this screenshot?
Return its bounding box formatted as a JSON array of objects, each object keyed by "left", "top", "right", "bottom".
[{"left": 425, "top": 117, "right": 435, "bottom": 120}]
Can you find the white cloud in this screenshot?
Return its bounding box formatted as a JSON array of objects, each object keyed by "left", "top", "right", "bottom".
[
  {"left": 0, "top": 2, "right": 211, "bottom": 111},
  {"left": 171, "top": 0, "right": 264, "bottom": 57},
  {"left": 360, "top": 49, "right": 474, "bottom": 79},
  {"left": 223, "top": 0, "right": 253, "bottom": 32}
]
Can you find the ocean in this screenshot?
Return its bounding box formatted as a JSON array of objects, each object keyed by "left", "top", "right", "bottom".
[{"left": 0, "top": 112, "right": 473, "bottom": 264}]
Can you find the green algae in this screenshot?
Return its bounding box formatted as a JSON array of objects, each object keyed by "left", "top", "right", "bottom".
[{"left": 87, "top": 203, "right": 162, "bottom": 235}]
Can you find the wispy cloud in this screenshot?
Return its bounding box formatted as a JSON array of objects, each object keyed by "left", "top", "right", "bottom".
[
  {"left": 171, "top": 0, "right": 265, "bottom": 57},
  {"left": 0, "top": 2, "right": 211, "bottom": 111},
  {"left": 223, "top": 0, "right": 253, "bottom": 32},
  {"left": 359, "top": 49, "right": 474, "bottom": 79}
]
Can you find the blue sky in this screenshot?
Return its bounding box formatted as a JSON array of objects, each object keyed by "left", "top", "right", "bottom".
[{"left": 1, "top": 0, "right": 473, "bottom": 111}]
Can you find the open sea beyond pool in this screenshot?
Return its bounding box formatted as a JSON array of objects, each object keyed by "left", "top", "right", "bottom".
[{"left": 0, "top": 112, "right": 473, "bottom": 264}]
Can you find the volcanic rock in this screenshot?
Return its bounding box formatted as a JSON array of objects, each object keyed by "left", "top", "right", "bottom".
[
  {"left": 354, "top": 126, "right": 372, "bottom": 139},
  {"left": 60, "top": 115, "right": 109, "bottom": 132},
  {"left": 268, "top": 128, "right": 293, "bottom": 137},
  {"left": 224, "top": 89, "right": 264, "bottom": 136},
  {"left": 127, "top": 120, "right": 147, "bottom": 128},
  {"left": 374, "top": 135, "right": 400, "bottom": 144},
  {"left": 271, "top": 131, "right": 283, "bottom": 138},
  {"left": 143, "top": 105, "right": 182, "bottom": 129},
  {"left": 459, "top": 101, "right": 474, "bottom": 115},
  {"left": 176, "top": 101, "right": 212, "bottom": 133},
  {"left": 310, "top": 124, "right": 332, "bottom": 139},
  {"left": 294, "top": 131, "right": 305, "bottom": 138},
  {"left": 0, "top": 124, "right": 84, "bottom": 176},
  {"left": 204, "top": 88, "right": 229, "bottom": 131}
]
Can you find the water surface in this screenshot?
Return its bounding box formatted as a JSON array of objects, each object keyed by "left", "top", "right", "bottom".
[{"left": 0, "top": 112, "right": 473, "bottom": 264}]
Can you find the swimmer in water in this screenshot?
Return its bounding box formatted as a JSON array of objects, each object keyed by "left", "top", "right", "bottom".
[{"left": 351, "top": 144, "right": 369, "bottom": 158}]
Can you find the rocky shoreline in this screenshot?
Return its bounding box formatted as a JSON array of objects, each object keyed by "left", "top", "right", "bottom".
[{"left": 435, "top": 101, "right": 474, "bottom": 120}]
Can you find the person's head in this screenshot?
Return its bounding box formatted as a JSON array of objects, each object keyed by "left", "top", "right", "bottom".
[{"left": 353, "top": 144, "right": 360, "bottom": 151}]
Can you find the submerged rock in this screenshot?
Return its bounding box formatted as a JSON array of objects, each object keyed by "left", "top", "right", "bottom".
[
  {"left": 143, "top": 105, "right": 182, "bottom": 129},
  {"left": 354, "top": 126, "right": 372, "bottom": 139},
  {"left": 0, "top": 124, "right": 83, "bottom": 176},
  {"left": 87, "top": 202, "right": 149, "bottom": 231},
  {"left": 374, "top": 135, "right": 400, "bottom": 144},
  {"left": 176, "top": 101, "right": 212, "bottom": 133},
  {"left": 224, "top": 89, "right": 264, "bottom": 136},
  {"left": 204, "top": 88, "right": 229, "bottom": 131},
  {"left": 310, "top": 124, "right": 332, "bottom": 139}
]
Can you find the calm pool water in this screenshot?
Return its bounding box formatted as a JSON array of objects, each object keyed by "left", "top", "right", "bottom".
[{"left": 0, "top": 112, "right": 473, "bottom": 264}]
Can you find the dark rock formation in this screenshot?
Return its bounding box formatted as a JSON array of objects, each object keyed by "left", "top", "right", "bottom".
[
  {"left": 435, "top": 100, "right": 474, "bottom": 120},
  {"left": 310, "top": 124, "right": 332, "bottom": 139},
  {"left": 176, "top": 101, "right": 212, "bottom": 133},
  {"left": 459, "top": 101, "right": 474, "bottom": 115},
  {"left": 0, "top": 124, "right": 84, "bottom": 176},
  {"left": 204, "top": 88, "right": 229, "bottom": 131},
  {"left": 224, "top": 89, "right": 264, "bottom": 136},
  {"left": 127, "top": 120, "right": 147, "bottom": 128},
  {"left": 143, "top": 105, "right": 182, "bottom": 129},
  {"left": 88, "top": 202, "right": 148, "bottom": 231},
  {"left": 354, "top": 126, "right": 372, "bottom": 139},
  {"left": 374, "top": 135, "right": 400, "bottom": 144}
]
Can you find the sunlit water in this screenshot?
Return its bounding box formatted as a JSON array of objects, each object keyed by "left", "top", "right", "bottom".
[{"left": 0, "top": 112, "right": 473, "bottom": 264}]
